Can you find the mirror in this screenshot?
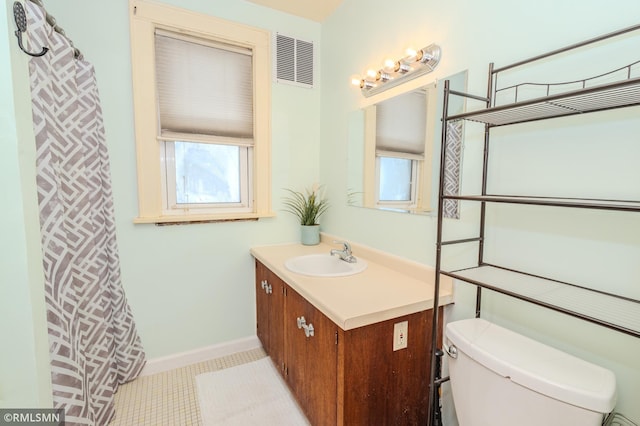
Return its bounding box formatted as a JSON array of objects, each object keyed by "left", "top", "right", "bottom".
[{"left": 347, "top": 71, "right": 468, "bottom": 214}]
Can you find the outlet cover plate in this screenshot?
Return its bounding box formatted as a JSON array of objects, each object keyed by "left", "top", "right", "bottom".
[{"left": 393, "top": 321, "right": 408, "bottom": 351}]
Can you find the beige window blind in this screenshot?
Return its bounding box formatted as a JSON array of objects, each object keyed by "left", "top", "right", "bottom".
[
  {"left": 154, "top": 30, "right": 254, "bottom": 141},
  {"left": 375, "top": 90, "right": 427, "bottom": 157}
]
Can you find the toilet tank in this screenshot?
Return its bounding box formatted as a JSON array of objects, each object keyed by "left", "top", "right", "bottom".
[{"left": 445, "top": 318, "right": 617, "bottom": 426}]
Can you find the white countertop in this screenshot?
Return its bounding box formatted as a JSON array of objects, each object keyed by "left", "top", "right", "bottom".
[{"left": 250, "top": 235, "right": 453, "bottom": 330}]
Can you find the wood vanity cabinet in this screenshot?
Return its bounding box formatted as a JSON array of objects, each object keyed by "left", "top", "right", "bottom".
[
  {"left": 285, "top": 285, "right": 338, "bottom": 426},
  {"left": 255, "top": 260, "right": 285, "bottom": 374},
  {"left": 256, "top": 260, "right": 336, "bottom": 425},
  {"left": 337, "top": 308, "right": 442, "bottom": 425},
  {"left": 255, "top": 260, "right": 442, "bottom": 426}
]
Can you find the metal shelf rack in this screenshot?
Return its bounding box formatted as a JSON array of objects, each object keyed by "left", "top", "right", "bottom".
[
  {"left": 449, "top": 75, "right": 640, "bottom": 126},
  {"left": 427, "top": 23, "right": 640, "bottom": 426}
]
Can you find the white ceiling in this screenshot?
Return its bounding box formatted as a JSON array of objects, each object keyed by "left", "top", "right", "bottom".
[{"left": 246, "top": 0, "right": 343, "bottom": 22}]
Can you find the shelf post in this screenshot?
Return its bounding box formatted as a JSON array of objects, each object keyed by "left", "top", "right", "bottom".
[
  {"left": 427, "top": 78, "right": 452, "bottom": 426},
  {"left": 477, "top": 63, "right": 494, "bottom": 268}
]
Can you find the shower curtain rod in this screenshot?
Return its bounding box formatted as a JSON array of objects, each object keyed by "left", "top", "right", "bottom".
[{"left": 24, "top": 0, "right": 83, "bottom": 59}]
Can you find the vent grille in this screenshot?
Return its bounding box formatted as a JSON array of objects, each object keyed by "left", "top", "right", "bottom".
[{"left": 274, "top": 33, "right": 314, "bottom": 88}]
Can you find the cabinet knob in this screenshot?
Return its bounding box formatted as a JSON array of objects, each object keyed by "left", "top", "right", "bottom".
[
  {"left": 261, "top": 280, "right": 272, "bottom": 294},
  {"left": 296, "top": 316, "right": 315, "bottom": 338},
  {"left": 305, "top": 323, "right": 315, "bottom": 338}
]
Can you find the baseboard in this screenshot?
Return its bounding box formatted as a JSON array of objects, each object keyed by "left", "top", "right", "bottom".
[{"left": 138, "top": 335, "right": 262, "bottom": 377}]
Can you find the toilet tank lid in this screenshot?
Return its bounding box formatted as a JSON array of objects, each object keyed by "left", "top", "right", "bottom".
[{"left": 446, "top": 318, "right": 617, "bottom": 413}]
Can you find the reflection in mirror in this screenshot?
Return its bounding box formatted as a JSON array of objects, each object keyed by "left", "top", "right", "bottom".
[{"left": 347, "top": 70, "right": 468, "bottom": 215}]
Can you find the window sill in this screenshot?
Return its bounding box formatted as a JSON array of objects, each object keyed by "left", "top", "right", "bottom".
[{"left": 134, "top": 211, "right": 276, "bottom": 225}]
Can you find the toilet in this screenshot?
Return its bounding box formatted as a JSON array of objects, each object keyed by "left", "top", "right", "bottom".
[{"left": 445, "top": 318, "right": 617, "bottom": 426}]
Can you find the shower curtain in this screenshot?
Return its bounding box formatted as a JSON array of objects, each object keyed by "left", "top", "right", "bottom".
[
  {"left": 25, "top": 2, "right": 146, "bottom": 425},
  {"left": 443, "top": 120, "right": 463, "bottom": 219}
]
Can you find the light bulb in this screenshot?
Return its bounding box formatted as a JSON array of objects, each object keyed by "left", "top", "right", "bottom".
[
  {"left": 405, "top": 47, "right": 418, "bottom": 61},
  {"left": 383, "top": 59, "right": 396, "bottom": 72}
]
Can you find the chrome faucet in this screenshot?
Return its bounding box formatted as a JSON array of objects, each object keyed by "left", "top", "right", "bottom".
[{"left": 330, "top": 240, "right": 357, "bottom": 263}]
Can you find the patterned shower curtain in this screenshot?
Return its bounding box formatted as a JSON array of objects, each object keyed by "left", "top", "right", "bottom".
[
  {"left": 25, "top": 2, "right": 146, "bottom": 425},
  {"left": 443, "top": 121, "right": 463, "bottom": 219}
]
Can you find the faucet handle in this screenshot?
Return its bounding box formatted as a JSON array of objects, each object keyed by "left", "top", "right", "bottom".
[{"left": 332, "top": 240, "right": 352, "bottom": 253}]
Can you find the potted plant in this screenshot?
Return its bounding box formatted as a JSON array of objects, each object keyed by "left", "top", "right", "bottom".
[{"left": 283, "top": 184, "right": 329, "bottom": 245}]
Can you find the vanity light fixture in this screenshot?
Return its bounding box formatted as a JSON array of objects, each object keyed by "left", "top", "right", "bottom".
[{"left": 352, "top": 43, "right": 442, "bottom": 97}]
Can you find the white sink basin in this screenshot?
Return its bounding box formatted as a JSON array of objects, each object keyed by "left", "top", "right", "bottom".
[{"left": 284, "top": 254, "right": 367, "bottom": 277}]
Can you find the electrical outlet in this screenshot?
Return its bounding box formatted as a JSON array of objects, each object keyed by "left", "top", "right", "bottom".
[{"left": 393, "top": 321, "right": 408, "bottom": 351}]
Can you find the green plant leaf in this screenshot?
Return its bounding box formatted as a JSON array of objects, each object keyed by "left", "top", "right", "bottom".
[{"left": 282, "top": 185, "right": 329, "bottom": 225}]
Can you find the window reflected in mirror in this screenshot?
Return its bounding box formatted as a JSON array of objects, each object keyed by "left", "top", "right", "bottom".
[
  {"left": 378, "top": 156, "right": 414, "bottom": 203},
  {"left": 347, "top": 70, "right": 468, "bottom": 215},
  {"left": 374, "top": 89, "right": 428, "bottom": 210}
]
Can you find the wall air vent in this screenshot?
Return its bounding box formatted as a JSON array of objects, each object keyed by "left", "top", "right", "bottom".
[{"left": 274, "top": 33, "right": 315, "bottom": 88}]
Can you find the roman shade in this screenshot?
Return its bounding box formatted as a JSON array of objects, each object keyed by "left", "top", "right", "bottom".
[
  {"left": 155, "top": 30, "right": 254, "bottom": 142},
  {"left": 375, "top": 90, "right": 427, "bottom": 157}
]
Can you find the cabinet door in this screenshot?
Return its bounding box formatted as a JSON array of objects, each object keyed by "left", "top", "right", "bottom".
[
  {"left": 255, "top": 261, "right": 285, "bottom": 374},
  {"left": 285, "top": 286, "right": 338, "bottom": 426},
  {"left": 255, "top": 260, "right": 270, "bottom": 348},
  {"left": 338, "top": 308, "right": 443, "bottom": 425}
]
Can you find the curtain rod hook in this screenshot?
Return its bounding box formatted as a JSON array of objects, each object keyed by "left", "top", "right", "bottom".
[{"left": 13, "top": 2, "right": 49, "bottom": 57}]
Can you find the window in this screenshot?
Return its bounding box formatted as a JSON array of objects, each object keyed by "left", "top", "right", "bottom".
[
  {"left": 129, "top": 0, "right": 272, "bottom": 223},
  {"left": 167, "top": 141, "right": 250, "bottom": 207},
  {"left": 377, "top": 156, "right": 417, "bottom": 204}
]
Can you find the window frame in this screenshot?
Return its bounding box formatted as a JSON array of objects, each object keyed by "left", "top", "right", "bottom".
[{"left": 129, "top": 0, "right": 273, "bottom": 223}]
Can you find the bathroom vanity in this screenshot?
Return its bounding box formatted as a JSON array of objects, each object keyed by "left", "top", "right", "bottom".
[{"left": 251, "top": 238, "right": 453, "bottom": 425}]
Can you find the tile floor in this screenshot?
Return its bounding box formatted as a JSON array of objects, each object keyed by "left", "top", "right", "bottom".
[{"left": 109, "top": 347, "right": 267, "bottom": 425}]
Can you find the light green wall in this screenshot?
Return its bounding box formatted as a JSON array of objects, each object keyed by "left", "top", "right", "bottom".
[
  {"left": 0, "top": 1, "right": 52, "bottom": 408},
  {"left": 320, "top": 0, "right": 640, "bottom": 422}
]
